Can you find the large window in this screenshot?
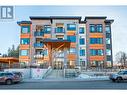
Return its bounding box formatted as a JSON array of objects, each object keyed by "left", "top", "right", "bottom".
[
  {"left": 80, "top": 38, "right": 85, "bottom": 45},
  {"left": 67, "top": 24, "right": 76, "bottom": 31},
  {"left": 20, "top": 50, "right": 28, "bottom": 56},
  {"left": 106, "top": 25, "right": 110, "bottom": 33},
  {"left": 21, "top": 26, "right": 30, "bottom": 33},
  {"left": 67, "top": 36, "right": 76, "bottom": 42},
  {"left": 106, "top": 38, "right": 111, "bottom": 44},
  {"left": 79, "top": 27, "right": 85, "bottom": 34},
  {"left": 44, "top": 49, "right": 48, "bottom": 56},
  {"left": 90, "top": 49, "right": 103, "bottom": 56},
  {"left": 21, "top": 38, "right": 30, "bottom": 45},
  {"left": 107, "top": 61, "right": 112, "bottom": 67},
  {"left": 80, "top": 49, "right": 85, "bottom": 56},
  {"left": 68, "top": 48, "right": 76, "bottom": 54},
  {"left": 106, "top": 49, "right": 111, "bottom": 55},
  {"left": 90, "top": 24, "right": 103, "bottom": 33},
  {"left": 90, "top": 61, "right": 104, "bottom": 67},
  {"left": 90, "top": 24, "right": 95, "bottom": 32},
  {"left": 96, "top": 24, "right": 103, "bottom": 32},
  {"left": 90, "top": 38, "right": 103, "bottom": 44},
  {"left": 44, "top": 26, "right": 51, "bottom": 33},
  {"left": 56, "top": 27, "right": 64, "bottom": 33}
]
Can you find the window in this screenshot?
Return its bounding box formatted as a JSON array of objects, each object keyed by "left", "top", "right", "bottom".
[
  {"left": 96, "top": 24, "right": 103, "bottom": 32},
  {"left": 44, "top": 49, "right": 48, "bottom": 56},
  {"left": 90, "top": 49, "right": 103, "bottom": 56},
  {"left": 68, "top": 48, "right": 76, "bottom": 54},
  {"left": 21, "top": 38, "right": 30, "bottom": 45},
  {"left": 21, "top": 26, "right": 30, "bottom": 33},
  {"left": 80, "top": 38, "right": 85, "bottom": 45},
  {"left": 90, "top": 49, "right": 96, "bottom": 56},
  {"left": 106, "top": 38, "right": 110, "bottom": 44},
  {"left": 20, "top": 50, "right": 28, "bottom": 56},
  {"left": 107, "top": 61, "right": 112, "bottom": 67},
  {"left": 67, "top": 36, "right": 76, "bottom": 42},
  {"left": 106, "top": 33, "right": 111, "bottom": 38},
  {"left": 79, "top": 27, "right": 85, "bottom": 34},
  {"left": 36, "top": 50, "right": 44, "bottom": 55},
  {"left": 44, "top": 26, "right": 51, "bottom": 33},
  {"left": 56, "top": 27, "right": 64, "bottom": 33},
  {"left": 90, "top": 24, "right": 103, "bottom": 33},
  {"left": 90, "top": 61, "right": 104, "bottom": 66},
  {"left": 5, "top": 73, "right": 13, "bottom": 76},
  {"left": 106, "top": 25, "right": 110, "bottom": 33},
  {"left": 80, "top": 61, "right": 86, "bottom": 66},
  {"left": 90, "top": 24, "right": 95, "bottom": 32},
  {"left": 58, "top": 52, "right": 64, "bottom": 57},
  {"left": 106, "top": 49, "right": 111, "bottom": 55},
  {"left": 67, "top": 24, "right": 76, "bottom": 31},
  {"left": 107, "top": 56, "right": 112, "bottom": 61},
  {"left": 80, "top": 49, "right": 85, "bottom": 56},
  {"left": 90, "top": 38, "right": 103, "bottom": 44},
  {"left": 98, "top": 49, "right": 104, "bottom": 56}
]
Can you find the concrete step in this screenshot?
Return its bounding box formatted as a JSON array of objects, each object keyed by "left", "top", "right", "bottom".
[{"left": 46, "top": 69, "right": 64, "bottom": 79}]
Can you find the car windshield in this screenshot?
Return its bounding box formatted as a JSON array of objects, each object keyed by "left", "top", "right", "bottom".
[{"left": 118, "top": 71, "right": 125, "bottom": 74}]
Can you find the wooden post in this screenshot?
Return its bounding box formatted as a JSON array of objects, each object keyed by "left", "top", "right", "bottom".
[{"left": 9, "top": 60, "right": 11, "bottom": 68}]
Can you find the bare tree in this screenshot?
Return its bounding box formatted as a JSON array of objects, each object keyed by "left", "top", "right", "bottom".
[{"left": 115, "top": 51, "right": 127, "bottom": 68}]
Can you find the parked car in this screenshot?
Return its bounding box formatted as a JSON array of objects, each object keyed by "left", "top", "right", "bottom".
[
  {"left": 12, "top": 72, "right": 22, "bottom": 78},
  {"left": 0, "top": 72, "right": 22, "bottom": 85},
  {"left": 109, "top": 70, "right": 127, "bottom": 82}
]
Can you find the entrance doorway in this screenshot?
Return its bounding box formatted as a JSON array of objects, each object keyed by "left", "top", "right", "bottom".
[{"left": 54, "top": 61, "right": 63, "bottom": 69}]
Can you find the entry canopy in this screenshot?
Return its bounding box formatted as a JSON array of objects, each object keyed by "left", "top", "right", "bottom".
[{"left": 0, "top": 57, "right": 19, "bottom": 63}]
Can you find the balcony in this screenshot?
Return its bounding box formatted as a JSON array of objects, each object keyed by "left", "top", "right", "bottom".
[
  {"left": 34, "top": 31, "right": 44, "bottom": 37},
  {"left": 34, "top": 43, "right": 44, "bottom": 48},
  {"left": 34, "top": 54, "right": 44, "bottom": 59}
]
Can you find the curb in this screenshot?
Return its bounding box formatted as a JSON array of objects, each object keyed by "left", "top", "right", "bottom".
[{"left": 22, "top": 79, "right": 110, "bottom": 83}]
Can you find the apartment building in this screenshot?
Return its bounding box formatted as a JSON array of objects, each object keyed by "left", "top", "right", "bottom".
[{"left": 17, "top": 16, "right": 113, "bottom": 69}]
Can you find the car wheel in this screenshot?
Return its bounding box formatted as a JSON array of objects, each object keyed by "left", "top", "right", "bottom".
[
  {"left": 6, "top": 79, "right": 12, "bottom": 85},
  {"left": 116, "top": 77, "right": 122, "bottom": 83},
  {"left": 112, "top": 79, "right": 116, "bottom": 82}
]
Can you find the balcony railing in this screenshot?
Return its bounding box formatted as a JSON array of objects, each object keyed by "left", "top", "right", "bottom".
[
  {"left": 34, "top": 43, "right": 44, "bottom": 48},
  {"left": 34, "top": 31, "right": 44, "bottom": 37},
  {"left": 34, "top": 54, "right": 44, "bottom": 59}
]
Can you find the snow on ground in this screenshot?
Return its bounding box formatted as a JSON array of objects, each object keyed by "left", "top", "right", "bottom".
[{"left": 75, "top": 74, "right": 109, "bottom": 80}]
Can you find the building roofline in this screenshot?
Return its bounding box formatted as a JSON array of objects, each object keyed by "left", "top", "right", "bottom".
[
  {"left": 30, "top": 16, "right": 81, "bottom": 20},
  {"left": 85, "top": 16, "right": 107, "bottom": 21},
  {"left": 17, "top": 21, "right": 32, "bottom": 25},
  {"left": 79, "top": 21, "right": 87, "bottom": 24},
  {"left": 104, "top": 19, "right": 114, "bottom": 24}
]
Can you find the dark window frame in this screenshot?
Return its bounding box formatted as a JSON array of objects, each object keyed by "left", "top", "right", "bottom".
[
  {"left": 89, "top": 24, "right": 103, "bottom": 33},
  {"left": 67, "top": 24, "right": 76, "bottom": 31},
  {"left": 79, "top": 27, "right": 85, "bottom": 34},
  {"left": 21, "top": 26, "right": 30, "bottom": 34}
]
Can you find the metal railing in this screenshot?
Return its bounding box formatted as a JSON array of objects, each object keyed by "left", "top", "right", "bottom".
[
  {"left": 34, "top": 31, "right": 44, "bottom": 37},
  {"left": 34, "top": 43, "right": 44, "bottom": 48},
  {"left": 42, "top": 66, "right": 52, "bottom": 79}
]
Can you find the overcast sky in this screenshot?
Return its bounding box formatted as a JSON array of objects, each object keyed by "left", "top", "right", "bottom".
[{"left": 0, "top": 6, "right": 127, "bottom": 61}]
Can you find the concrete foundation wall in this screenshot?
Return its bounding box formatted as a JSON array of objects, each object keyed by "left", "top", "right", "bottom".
[{"left": 4, "top": 68, "right": 48, "bottom": 79}]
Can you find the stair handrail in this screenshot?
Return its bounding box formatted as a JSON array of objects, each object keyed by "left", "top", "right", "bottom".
[{"left": 42, "top": 66, "right": 52, "bottom": 78}]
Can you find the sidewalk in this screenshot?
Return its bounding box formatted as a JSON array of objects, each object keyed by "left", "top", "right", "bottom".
[{"left": 23, "top": 76, "right": 110, "bottom": 83}]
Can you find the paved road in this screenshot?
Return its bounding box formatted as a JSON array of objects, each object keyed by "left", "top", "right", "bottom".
[{"left": 1, "top": 80, "right": 127, "bottom": 89}]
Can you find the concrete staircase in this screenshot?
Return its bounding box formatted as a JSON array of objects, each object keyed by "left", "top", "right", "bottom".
[{"left": 45, "top": 69, "right": 64, "bottom": 79}]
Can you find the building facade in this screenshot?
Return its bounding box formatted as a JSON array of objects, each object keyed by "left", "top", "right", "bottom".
[{"left": 17, "top": 16, "right": 113, "bottom": 69}]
